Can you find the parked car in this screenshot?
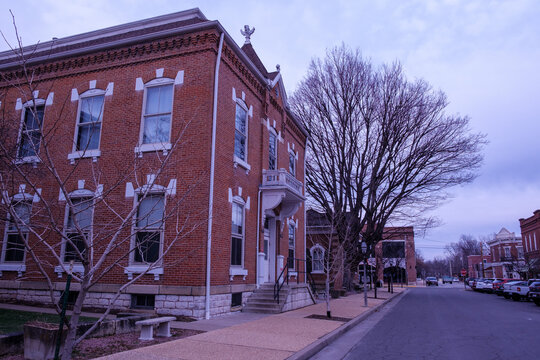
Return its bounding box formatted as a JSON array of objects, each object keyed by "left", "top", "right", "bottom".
[
  {"left": 493, "top": 279, "right": 514, "bottom": 296},
  {"left": 482, "top": 279, "right": 495, "bottom": 293},
  {"left": 527, "top": 278, "right": 540, "bottom": 286},
  {"left": 453, "top": 277, "right": 459, "bottom": 282},
  {"left": 469, "top": 278, "right": 481, "bottom": 289},
  {"left": 426, "top": 277, "right": 438, "bottom": 286},
  {"left": 475, "top": 278, "right": 489, "bottom": 291},
  {"left": 442, "top": 276, "right": 453, "bottom": 284},
  {"left": 528, "top": 281, "right": 540, "bottom": 306},
  {"left": 502, "top": 281, "right": 523, "bottom": 299},
  {"left": 511, "top": 282, "right": 530, "bottom": 301},
  {"left": 466, "top": 277, "right": 477, "bottom": 288}
]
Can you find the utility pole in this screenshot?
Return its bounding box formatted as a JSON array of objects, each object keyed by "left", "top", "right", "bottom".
[
  {"left": 449, "top": 259, "right": 452, "bottom": 277},
  {"left": 480, "top": 242, "right": 485, "bottom": 278}
]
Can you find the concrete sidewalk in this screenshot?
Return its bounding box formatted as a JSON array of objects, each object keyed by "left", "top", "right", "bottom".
[{"left": 98, "top": 287, "right": 408, "bottom": 360}]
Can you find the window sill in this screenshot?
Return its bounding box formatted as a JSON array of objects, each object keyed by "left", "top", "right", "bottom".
[
  {"left": 125, "top": 265, "right": 163, "bottom": 281},
  {"left": 311, "top": 270, "right": 325, "bottom": 275},
  {"left": 0, "top": 263, "right": 26, "bottom": 277},
  {"left": 134, "top": 143, "right": 172, "bottom": 157},
  {"left": 233, "top": 157, "right": 251, "bottom": 174},
  {"left": 68, "top": 149, "right": 101, "bottom": 164},
  {"left": 229, "top": 266, "right": 248, "bottom": 281},
  {"left": 14, "top": 156, "right": 40, "bottom": 166},
  {"left": 54, "top": 264, "right": 85, "bottom": 277}
]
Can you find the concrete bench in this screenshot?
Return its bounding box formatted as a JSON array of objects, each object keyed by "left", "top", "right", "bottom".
[{"left": 135, "top": 316, "right": 176, "bottom": 340}]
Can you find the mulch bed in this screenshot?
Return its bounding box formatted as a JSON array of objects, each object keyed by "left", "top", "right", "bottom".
[
  {"left": 305, "top": 314, "right": 352, "bottom": 322},
  {"left": 0, "top": 328, "right": 203, "bottom": 360}
]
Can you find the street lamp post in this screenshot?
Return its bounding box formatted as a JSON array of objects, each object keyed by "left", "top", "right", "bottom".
[{"left": 361, "top": 241, "right": 367, "bottom": 307}]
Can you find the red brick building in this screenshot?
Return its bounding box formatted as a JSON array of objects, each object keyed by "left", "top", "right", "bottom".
[
  {"left": 519, "top": 210, "right": 540, "bottom": 278},
  {"left": 0, "top": 9, "right": 310, "bottom": 318},
  {"left": 306, "top": 209, "right": 416, "bottom": 290},
  {"left": 467, "top": 255, "right": 491, "bottom": 278},
  {"left": 484, "top": 228, "right": 523, "bottom": 279}
]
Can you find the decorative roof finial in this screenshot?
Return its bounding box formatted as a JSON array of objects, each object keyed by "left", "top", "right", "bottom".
[
  {"left": 276, "top": 64, "right": 280, "bottom": 72},
  {"left": 241, "top": 25, "right": 255, "bottom": 44}
]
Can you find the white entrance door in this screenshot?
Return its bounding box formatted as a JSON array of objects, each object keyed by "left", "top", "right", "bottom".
[{"left": 263, "top": 217, "right": 276, "bottom": 283}]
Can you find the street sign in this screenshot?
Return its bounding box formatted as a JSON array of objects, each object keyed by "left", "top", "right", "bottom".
[{"left": 461, "top": 269, "right": 467, "bottom": 276}]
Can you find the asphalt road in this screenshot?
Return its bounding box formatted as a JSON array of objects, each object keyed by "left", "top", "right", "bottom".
[{"left": 316, "top": 285, "right": 540, "bottom": 360}]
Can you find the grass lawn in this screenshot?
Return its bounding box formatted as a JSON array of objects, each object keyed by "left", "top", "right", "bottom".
[{"left": 0, "top": 309, "right": 97, "bottom": 335}]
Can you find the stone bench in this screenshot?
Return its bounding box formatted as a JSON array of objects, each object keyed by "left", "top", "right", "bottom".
[{"left": 135, "top": 316, "right": 176, "bottom": 340}]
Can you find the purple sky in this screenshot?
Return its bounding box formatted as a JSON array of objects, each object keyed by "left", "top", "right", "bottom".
[{"left": 2, "top": 0, "right": 539, "bottom": 259}]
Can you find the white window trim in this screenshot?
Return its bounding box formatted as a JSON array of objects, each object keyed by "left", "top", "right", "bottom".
[
  {"left": 229, "top": 196, "right": 247, "bottom": 279},
  {"left": 233, "top": 98, "right": 251, "bottom": 171},
  {"left": 16, "top": 99, "right": 46, "bottom": 164},
  {"left": 135, "top": 78, "right": 175, "bottom": 155},
  {"left": 68, "top": 89, "right": 106, "bottom": 163},
  {"left": 310, "top": 244, "right": 325, "bottom": 274},
  {"left": 128, "top": 189, "right": 166, "bottom": 279},
  {"left": 0, "top": 197, "right": 32, "bottom": 276},
  {"left": 56, "top": 190, "right": 95, "bottom": 276}
]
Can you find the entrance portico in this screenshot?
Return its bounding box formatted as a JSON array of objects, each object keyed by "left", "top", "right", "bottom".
[{"left": 257, "top": 169, "right": 305, "bottom": 287}]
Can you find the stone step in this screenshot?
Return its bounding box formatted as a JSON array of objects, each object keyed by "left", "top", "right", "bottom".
[
  {"left": 247, "top": 296, "right": 287, "bottom": 303},
  {"left": 242, "top": 306, "right": 282, "bottom": 314},
  {"left": 244, "top": 301, "right": 282, "bottom": 308}
]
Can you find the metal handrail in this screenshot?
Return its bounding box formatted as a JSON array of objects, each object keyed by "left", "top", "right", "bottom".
[
  {"left": 274, "top": 257, "right": 316, "bottom": 304},
  {"left": 274, "top": 263, "right": 289, "bottom": 304}
]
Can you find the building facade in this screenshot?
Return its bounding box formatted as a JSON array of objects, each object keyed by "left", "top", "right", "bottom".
[
  {"left": 306, "top": 209, "right": 416, "bottom": 291},
  {"left": 519, "top": 210, "right": 540, "bottom": 278},
  {"left": 467, "top": 255, "right": 491, "bottom": 278},
  {"left": 0, "top": 9, "right": 308, "bottom": 318},
  {"left": 484, "top": 228, "right": 523, "bottom": 279}
]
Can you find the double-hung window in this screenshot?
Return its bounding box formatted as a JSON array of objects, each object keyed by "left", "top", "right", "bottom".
[
  {"left": 231, "top": 202, "right": 244, "bottom": 267},
  {"left": 234, "top": 102, "right": 248, "bottom": 162},
  {"left": 142, "top": 83, "right": 173, "bottom": 145},
  {"left": 134, "top": 194, "right": 164, "bottom": 263},
  {"left": 288, "top": 223, "right": 295, "bottom": 269},
  {"left": 2, "top": 201, "right": 31, "bottom": 263},
  {"left": 18, "top": 104, "right": 44, "bottom": 159},
  {"left": 269, "top": 131, "right": 277, "bottom": 170},
  {"left": 76, "top": 94, "right": 104, "bottom": 151},
  {"left": 289, "top": 151, "right": 296, "bottom": 176},
  {"left": 64, "top": 197, "right": 93, "bottom": 263}
]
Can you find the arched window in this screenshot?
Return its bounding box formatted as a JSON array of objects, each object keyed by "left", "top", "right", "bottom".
[{"left": 310, "top": 244, "right": 325, "bottom": 273}]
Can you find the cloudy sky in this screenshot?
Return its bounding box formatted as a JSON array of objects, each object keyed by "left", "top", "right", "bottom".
[{"left": 1, "top": 0, "right": 539, "bottom": 259}]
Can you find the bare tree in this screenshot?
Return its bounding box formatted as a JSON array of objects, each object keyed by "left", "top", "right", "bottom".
[
  {"left": 445, "top": 234, "right": 483, "bottom": 274},
  {"left": 291, "top": 45, "right": 486, "bottom": 276},
  {"left": 0, "top": 24, "right": 206, "bottom": 358}
]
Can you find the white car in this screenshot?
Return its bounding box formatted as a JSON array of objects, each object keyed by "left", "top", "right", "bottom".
[
  {"left": 510, "top": 282, "right": 530, "bottom": 301},
  {"left": 502, "top": 281, "right": 522, "bottom": 299},
  {"left": 475, "top": 279, "right": 488, "bottom": 291}
]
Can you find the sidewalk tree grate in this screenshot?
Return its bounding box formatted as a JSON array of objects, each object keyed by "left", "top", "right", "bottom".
[{"left": 305, "top": 314, "right": 352, "bottom": 322}]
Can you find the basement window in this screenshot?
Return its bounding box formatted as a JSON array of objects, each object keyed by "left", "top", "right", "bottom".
[
  {"left": 231, "top": 292, "right": 242, "bottom": 307},
  {"left": 131, "top": 294, "right": 155, "bottom": 309}
]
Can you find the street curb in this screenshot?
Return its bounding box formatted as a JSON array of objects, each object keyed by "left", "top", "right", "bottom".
[{"left": 287, "top": 289, "right": 409, "bottom": 360}]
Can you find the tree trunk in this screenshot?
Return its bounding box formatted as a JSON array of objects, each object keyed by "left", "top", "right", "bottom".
[
  {"left": 325, "top": 271, "right": 331, "bottom": 318},
  {"left": 60, "top": 286, "right": 87, "bottom": 359}
]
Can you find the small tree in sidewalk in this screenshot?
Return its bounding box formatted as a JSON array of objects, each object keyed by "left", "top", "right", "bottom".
[{"left": 307, "top": 209, "right": 357, "bottom": 318}]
